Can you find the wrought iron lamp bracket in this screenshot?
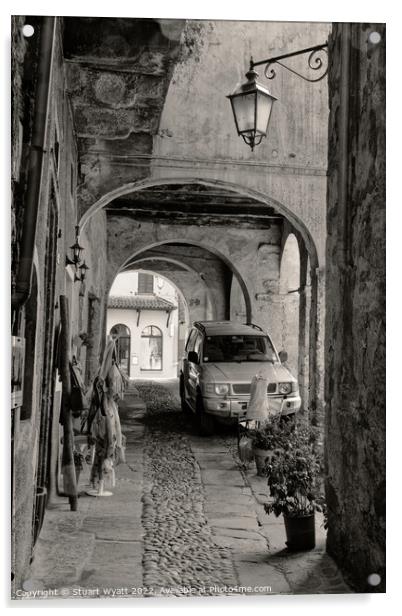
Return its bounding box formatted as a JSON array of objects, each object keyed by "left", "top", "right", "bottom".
[{"left": 252, "top": 43, "right": 328, "bottom": 83}]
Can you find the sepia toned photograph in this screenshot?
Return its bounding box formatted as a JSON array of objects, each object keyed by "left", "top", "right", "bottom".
[{"left": 10, "top": 10, "right": 385, "bottom": 601}]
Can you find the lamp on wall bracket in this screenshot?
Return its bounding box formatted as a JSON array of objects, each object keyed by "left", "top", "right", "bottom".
[
  {"left": 69, "top": 225, "right": 84, "bottom": 265},
  {"left": 65, "top": 225, "right": 88, "bottom": 283},
  {"left": 78, "top": 261, "right": 90, "bottom": 282},
  {"left": 227, "top": 42, "right": 328, "bottom": 151}
]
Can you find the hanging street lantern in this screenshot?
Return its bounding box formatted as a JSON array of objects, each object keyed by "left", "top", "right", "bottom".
[
  {"left": 228, "top": 44, "right": 328, "bottom": 151},
  {"left": 227, "top": 59, "right": 277, "bottom": 151}
]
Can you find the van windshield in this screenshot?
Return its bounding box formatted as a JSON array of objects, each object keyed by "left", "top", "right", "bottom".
[{"left": 203, "top": 335, "right": 278, "bottom": 363}]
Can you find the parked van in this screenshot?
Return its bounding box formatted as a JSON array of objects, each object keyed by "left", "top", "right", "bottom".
[{"left": 180, "top": 321, "right": 301, "bottom": 434}]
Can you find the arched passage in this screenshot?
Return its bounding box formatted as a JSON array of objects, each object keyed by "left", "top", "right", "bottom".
[
  {"left": 110, "top": 239, "right": 253, "bottom": 326},
  {"left": 124, "top": 256, "right": 215, "bottom": 323},
  {"left": 85, "top": 176, "right": 323, "bottom": 425}
]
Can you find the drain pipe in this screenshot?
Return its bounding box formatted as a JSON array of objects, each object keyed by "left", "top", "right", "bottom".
[{"left": 11, "top": 17, "right": 57, "bottom": 325}]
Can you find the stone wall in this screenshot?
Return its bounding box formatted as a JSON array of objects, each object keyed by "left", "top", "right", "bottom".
[
  {"left": 325, "top": 23, "right": 386, "bottom": 592},
  {"left": 11, "top": 18, "right": 108, "bottom": 590}
]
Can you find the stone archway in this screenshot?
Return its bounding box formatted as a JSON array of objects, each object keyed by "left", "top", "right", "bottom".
[
  {"left": 79, "top": 176, "right": 320, "bottom": 269},
  {"left": 83, "top": 176, "right": 323, "bottom": 425},
  {"left": 108, "top": 238, "right": 254, "bottom": 326},
  {"left": 124, "top": 256, "right": 214, "bottom": 323}
]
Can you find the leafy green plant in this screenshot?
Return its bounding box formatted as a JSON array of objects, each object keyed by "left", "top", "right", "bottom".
[
  {"left": 73, "top": 449, "right": 85, "bottom": 471},
  {"left": 264, "top": 427, "right": 325, "bottom": 519},
  {"left": 250, "top": 415, "right": 295, "bottom": 451}
]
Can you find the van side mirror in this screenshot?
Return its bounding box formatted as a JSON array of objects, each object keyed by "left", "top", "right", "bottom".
[
  {"left": 188, "top": 351, "right": 199, "bottom": 364},
  {"left": 279, "top": 350, "right": 288, "bottom": 363}
]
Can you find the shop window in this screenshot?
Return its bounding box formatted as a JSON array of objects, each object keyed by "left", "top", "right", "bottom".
[{"left": 141, "top": 325, "right": 162, "bottom": 370}]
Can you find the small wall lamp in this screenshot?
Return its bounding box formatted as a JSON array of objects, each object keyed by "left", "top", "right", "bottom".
[{"left": 66, "top": 225, "right": 90, "bottom": 283}]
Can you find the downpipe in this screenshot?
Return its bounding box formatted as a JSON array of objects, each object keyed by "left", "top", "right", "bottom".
[{"left": 11, "top": 17, "right": 57, "bottom": 326}]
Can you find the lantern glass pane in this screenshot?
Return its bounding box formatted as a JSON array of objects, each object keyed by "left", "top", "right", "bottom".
[
  {"left": 231, "top": 92, "right": 256, "bottom": 134},
  {"left": 256, "top": 91, "right": 274, "bottom": 135}
]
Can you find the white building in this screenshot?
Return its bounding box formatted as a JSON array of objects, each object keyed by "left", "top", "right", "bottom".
[{"left": 107, "top": 272, "right": 179, "bottom": 379}]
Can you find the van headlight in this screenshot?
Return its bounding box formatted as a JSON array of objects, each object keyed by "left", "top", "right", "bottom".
[
  {"left": 278, "top": 382, "right": 292, "bottom": 395},
  {"left": 205, "top": 383, "right": 230, "bottom": 395}
]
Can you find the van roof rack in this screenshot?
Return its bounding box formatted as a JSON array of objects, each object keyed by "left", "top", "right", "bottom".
[
  {"left": 193, "top": 321, "right": 206, "bottom": 334},
  {"left": 244, "top": 322, "right": 264, "bottom": 332}
]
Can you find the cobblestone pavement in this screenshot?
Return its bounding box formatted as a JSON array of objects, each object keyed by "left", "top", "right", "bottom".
[
  {"left": 19, "top": 380, "right": 352, "bottom": 600},
  {"left": 142, "top": 417, "right": 237, "bottom": 596}
]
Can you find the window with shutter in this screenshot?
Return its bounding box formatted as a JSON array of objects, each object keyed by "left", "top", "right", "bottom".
[{"left": 138, "top": 273, "right": 154, "bottom": 294}]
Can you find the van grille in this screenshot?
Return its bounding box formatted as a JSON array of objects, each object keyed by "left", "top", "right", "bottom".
[
  {"left": 232, "top": 383, "right": 278, "bottom": 394},
  {"left": 232, "top": 384, "right": 251, "bottom": 394}
]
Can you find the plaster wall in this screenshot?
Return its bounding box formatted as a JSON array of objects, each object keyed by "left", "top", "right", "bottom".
[
  {"left": 11, "top": 18, "right": 108, "bottom": 590},
  {"left": 79, "top": 20, "right": 329, "bottom": 269}
]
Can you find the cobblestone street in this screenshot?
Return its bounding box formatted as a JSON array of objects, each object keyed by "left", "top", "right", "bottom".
[{"left": 21, "top": 381, "right": 351, "bottom": 600}]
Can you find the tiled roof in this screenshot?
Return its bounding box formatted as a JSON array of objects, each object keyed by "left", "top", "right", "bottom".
[{"left": 108, "top": 295, "right": 176, "bottom": 311}]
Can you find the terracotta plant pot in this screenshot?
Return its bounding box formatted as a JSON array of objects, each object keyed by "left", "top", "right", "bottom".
[{"left": 284, "top": 513, "right": 316, "bottom": 551}]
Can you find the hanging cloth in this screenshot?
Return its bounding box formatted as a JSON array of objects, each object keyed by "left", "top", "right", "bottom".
[{"left": 246, "top": 371, "right": 270, "bottom": 420}]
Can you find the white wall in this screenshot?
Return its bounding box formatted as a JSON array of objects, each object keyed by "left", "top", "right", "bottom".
[
  {"left": 107, "top": 270, "right": 179, "bottom": 379},
  {"left": 110, "top": 270, "right": 178, "bottom": 303}
]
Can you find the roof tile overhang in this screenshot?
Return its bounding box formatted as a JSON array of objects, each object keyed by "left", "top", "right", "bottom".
[{"left": 108, "top": 295, "right": 176, "bottom": 311}]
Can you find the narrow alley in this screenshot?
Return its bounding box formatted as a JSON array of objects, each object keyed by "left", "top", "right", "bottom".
[
  {"left": 23, "top": 382, "right": 349, "bottom": 599},
  {"left": 11, "top": 15, "right": 385, "bottom": 599}
]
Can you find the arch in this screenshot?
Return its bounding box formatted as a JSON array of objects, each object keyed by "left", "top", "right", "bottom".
[
  {"left": 79, "top": 176, "right": 319, "bottom": 270},
  {"left": 125, "top": 255, "right": 202, "bottom": 276},
  {"left": 114, "top": 239, "right": 253, "bottom": 324},
  {"left": 96, "top": 177, "right": 322, "bottom": 419},
  {"left": 124, "top": 259, "right": 214, "bottom": 322},
  {"left": 110, "top": 323, "right": 130, "bottom": 337}
]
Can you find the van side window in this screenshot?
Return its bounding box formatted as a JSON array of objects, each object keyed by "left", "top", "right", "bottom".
[
  {"left": 185, "top": 329, "right": 197, "bottom": 352},
  {"left": 193, "top": 333, "right": 203, "bottom": 358}
]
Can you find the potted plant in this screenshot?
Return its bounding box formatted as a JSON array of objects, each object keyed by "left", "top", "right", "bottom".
[
  {"left": 250, "top": 415, "right": 295, "bottom": 476},
  {"left": 264, "top": 427, "right": 324, "bottom": 550}
]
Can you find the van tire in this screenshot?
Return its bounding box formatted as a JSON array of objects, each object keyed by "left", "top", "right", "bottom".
[
  {"left": 196, "top": 393, "right": 215, "bottom": 436},
  {"left": 180, "top": 375, "right": 190, "bottom": 413}
]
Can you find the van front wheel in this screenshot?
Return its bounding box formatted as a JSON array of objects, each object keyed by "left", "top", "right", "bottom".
[{"left": 180, "top": 376, "right": 190, "bottom": 413}]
